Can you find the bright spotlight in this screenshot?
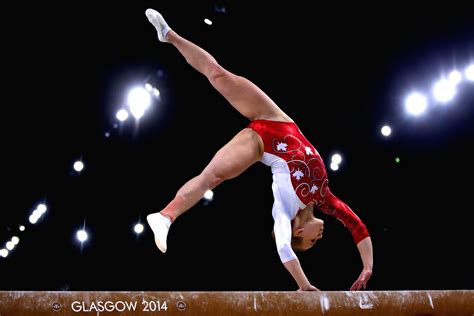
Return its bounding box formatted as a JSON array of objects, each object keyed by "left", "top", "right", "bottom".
[
  {"left": 128, "top": 88, "right": 151, "bottom": 108},
  {"left": 76, "top": 229, "right": 88, "bottom": 242},
  {"left": 145, "top": 83, "right": 153, "bottom": 91},
  {"left": 29, "top": 214, "right": 39, "bottom": 224},
  {"left": 11, "top": 236, "right": 20, "bottom": 245},
  {"left": 32, "top": 209, "right": 42, "bottom": 218},
  {"left": 130, "top": 104, "right": 146, "bottom": 119},
  {"left": 152, "top": 87, "right": 160, "bottom": 97},
  {"left": 203, "top": 190, "right": 214, "bottom": 200},
  {"left": 204, "top": 18, "right": 213, "bottom": 25},
  {"left": 73, "top": 161, "right": 84, "bottom": 172},
  {"left": 37, "top": 204, "right": 47, "bottom": 214},
  {"left": 19, "top": 225, "right": 25, "bottom": 231},
  {"left": 330, "top": 162, "right": 339, "bottom": 171},
  {"left": 433, "top": 79, "right": 456, "bottom": 103},
  {"left": 6, "top": 241, "right": 14, "bottom": 251},
  {"left": 0, "top": 249, "right": 8, "bottom": 258},
  {"left": 381, "top": 125, "right": 392, "bottom": 137},
  {"left": 405, "top": 92, "right": 428, "bottom": 116},
  {"left": 134, "top": 223, "right": 144, "bottom": 234},
  {"left": 448, "top": 70, "right": 462, "bottom": 85},
  {"left": 331, "top": 154, "right": 342, "bottom": 165},
  {"left": 116, "top": 109, "right": 129, "bottom": 122},
  {"left": 128, "top": 87, "right": 151, "bottom": 119},
  {"left": 465, "top": 64, "right": 474, "bottom": 81}
]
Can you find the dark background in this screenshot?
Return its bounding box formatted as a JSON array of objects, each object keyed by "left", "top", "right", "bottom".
[{"left": 1, "top": 1, "right": 473, "bottom": 291}]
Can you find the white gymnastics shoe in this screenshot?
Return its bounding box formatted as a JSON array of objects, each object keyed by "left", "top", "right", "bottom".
[
  {"left": 145, "top": 8, "right": 171, "bottom": 42},
  {"left": 146, "top": 212, "right": 171, "bottom": 253}
]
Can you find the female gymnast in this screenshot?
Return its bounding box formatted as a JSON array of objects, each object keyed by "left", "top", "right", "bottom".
[{"left": 145, "top": 8, "right": 373, "bottom": 291}]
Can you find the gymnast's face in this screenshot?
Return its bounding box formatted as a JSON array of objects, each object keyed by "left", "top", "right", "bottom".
[{"left": 298, "top": 217, "right": 324, "bottom": 251}]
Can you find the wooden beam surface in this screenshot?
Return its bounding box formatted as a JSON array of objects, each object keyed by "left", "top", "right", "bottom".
[{"left": 0, "top": 290, "right": 473, "bottom": 315}]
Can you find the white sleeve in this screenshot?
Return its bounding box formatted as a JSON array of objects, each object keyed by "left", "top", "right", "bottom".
[
  {"left": 270, "top": 173, "right": 301, "bottom": 263},
  {"left": 273, "top": 200, "right": 297, "bottom": 263}
]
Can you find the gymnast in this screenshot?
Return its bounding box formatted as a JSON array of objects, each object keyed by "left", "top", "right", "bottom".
[{"left": 144, "top": 8, "right": 373, "bottom": 291}]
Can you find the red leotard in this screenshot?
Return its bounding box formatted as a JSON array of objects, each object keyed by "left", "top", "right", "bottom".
[{"left": 248, "top": 119, "right": 369, "bottom": 244}]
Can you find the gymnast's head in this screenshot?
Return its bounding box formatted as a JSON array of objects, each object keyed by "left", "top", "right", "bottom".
[
  {"left": 290, "top": 201, "right": 324, "bottom": 252},
  {"left": 272, "top": 201, "right": 324, "bottom": 252}
]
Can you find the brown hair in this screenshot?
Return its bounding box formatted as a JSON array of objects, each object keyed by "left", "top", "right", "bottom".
[
  {"left": 271, "top": 227, "right": 306, "bottom": 252},
  {"left": 290, "top": 235, "right": 305, "bottom": 252}
]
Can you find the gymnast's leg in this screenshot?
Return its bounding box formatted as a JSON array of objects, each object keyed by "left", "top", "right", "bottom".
[
  {"left": 147, "top": 128, "right": 263, "bottom": 252},
  {"left": 145, "top": 8, "right": 292, "bottom": 122},
  {"left": 145, "top": 9, "right": 280, "bottom": 253}
]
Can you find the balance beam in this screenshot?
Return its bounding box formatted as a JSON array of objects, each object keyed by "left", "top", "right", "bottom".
[{"left": 0, "top": 291, "right": 472, "bottom": 315}]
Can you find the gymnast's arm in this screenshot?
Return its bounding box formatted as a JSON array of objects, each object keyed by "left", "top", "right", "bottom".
[
  {"left": 320, "top": 190, "right": 373, "bottom": 290},
  {"left": 273, "top": 208, "right": 319, "bottom": 291},
  {"left": 283, "top": 260, "right": 319, "bottom": 291},
  {"left": 351, "top": 236, "right": 373, "bottom": 290}
]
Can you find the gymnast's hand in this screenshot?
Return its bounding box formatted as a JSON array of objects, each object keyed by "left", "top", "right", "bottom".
[
  {"left": 297, "top": 284, "right": 320, "bottom": 291},
  {"left": 350, "top": 268, "right": 372, "bottom": 291}
]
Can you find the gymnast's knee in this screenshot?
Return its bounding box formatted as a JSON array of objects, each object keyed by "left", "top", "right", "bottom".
[{"left": 207, "top": 63, "right": 232, "bottom": 85}]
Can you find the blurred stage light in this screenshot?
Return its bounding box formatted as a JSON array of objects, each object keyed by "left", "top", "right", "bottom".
[
  {"left": 116, "top": 109, "right": 129, "bottom": 122},
  {"left": 19, "top": 225, "right": 25, "bottom": 231},
  {"left": 448, "top": 70, "right": 462, "bottom": 85},
  {"left": 152, "top": 87, "right": 160, "bottom": 97},
  {"left": 37, "top": 204, "right": 47, "bottom": 214},
  {"left": 204, "top": 18, "right": 213, "bottom": 25},
  {"left": 31, "top": 204, "right": 46, "bottom": 222},
  {"left": 128, "top": 87, "right": 151, "bottom": 119},
  {"left": 331, "top": 154, "right": 342, "bottom": 165},
  {"left": 405, "top": 92, "right": 427, "bottom": 116},
  {"left": 330, "top": 162, "right": 340, "bottom": 171},
  {"left": 203, "top": 190, "right": 214, "bottom": 200},
  {"left": 32, "top": 209, "right": 41, "bottom": 218},
  {"left": 29, "top": 214, "right": 38, "bottom": 224},
  {"left": 76, "top": 229, "right": 88, "bottom": 242},
  {"left": 465, "top": 64, "right": 474, "bottom": 81},
  {"left": 11, "top": 236, "right": 20, "bottom": 245},
  {"left": 6, "top": 241, "right": 14, "bottom": 251},
  {"left": 130, "top": 104, "right": 145, "bottom": 120},
  {"left": 73, "top": 161, "right": 84, "bottom": 172},
  {"left": 134, "top": 223, "right": 144, "bottom": 234},
  {"left": 381, "top": 125, "right": 392, "bottom": 137},
  {"left": 433, "top": 79, "right": 456, "bottom": 103},
  {"left": 214, "top": 4, "right": 227, "bottom": 14},
  {"left": 0, "top": 249, "right": 8, "bottom": 258}
]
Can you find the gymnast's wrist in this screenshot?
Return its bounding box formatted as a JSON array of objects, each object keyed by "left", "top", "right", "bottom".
[
  {"left": 298, "top": 282, "right": 314, "bottom": 291},
  {"left": 297, "top": 279, "right": 312, "bottom": 290}
]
